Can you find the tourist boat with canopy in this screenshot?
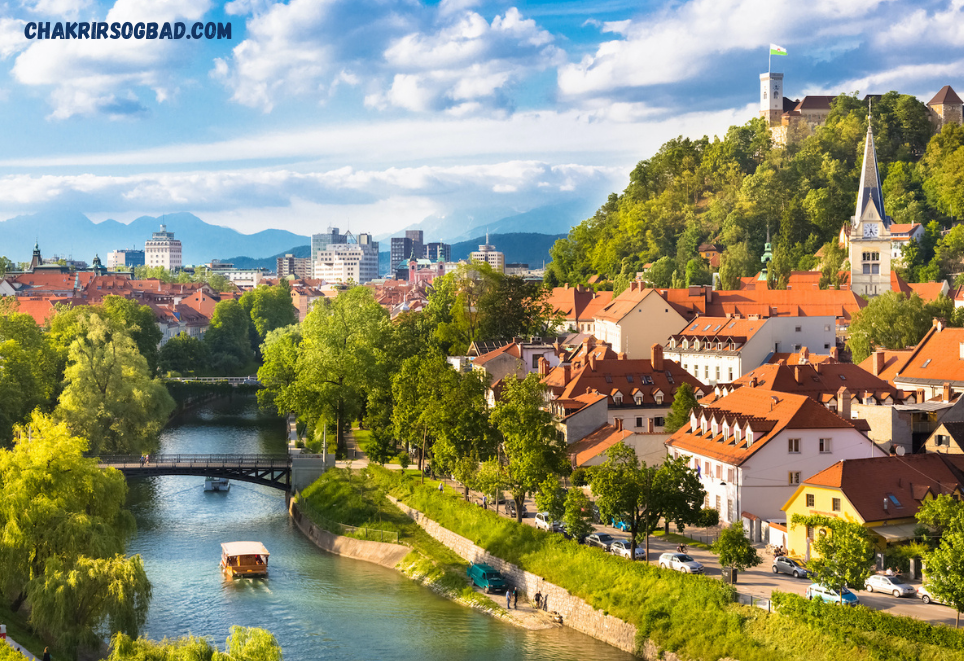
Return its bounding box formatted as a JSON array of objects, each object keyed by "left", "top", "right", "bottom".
[{"left": 220, "top": 541, "right": 270, "bottom": 577}]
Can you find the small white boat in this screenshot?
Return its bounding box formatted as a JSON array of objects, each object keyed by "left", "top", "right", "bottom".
[{"left": 204, "top": 477, "right": 231, "bottom": 492}]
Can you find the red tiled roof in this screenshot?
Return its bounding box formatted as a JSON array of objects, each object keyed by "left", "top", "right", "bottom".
[
  {"left": 888, "top": 223, "right": 921, "bottom": 235},
  {"left": 593, "top": 286, "right": 659, "bottom": 323},
  {"left": 652, "top": 286, "right": 866, "bottom": 323},
  {"left": 567, "top": 424, "right": 634, "bottom": 466},
  {"left": 545, "top": 285, "right": 612, "bottom": 322},
  {"left": 667, "top": 387, "right": 858, "bottom": 466},
  {"left": 732, "top": 362, "right": 899, "bottom": 403},
  {"left": 676, "top": 316, "right": 766, "bottom": 341},
  {"left": 11, "top": 298, "right": 57, "bottom": 325},
  {"left": 857, "top": 349, "right": 914, "bottom": 385},
  {"left": 795, "top": 96, "right": 835, "bottom": 111},
  {"left": 887, "top": 325, "right": 964, "bottom": 385},
  {"left": 802, "top": 454, "right": 964, "bottom": 523},
  {"left": 544, "top": 354, "right": 704, "bottom": 406},
  {"left": 908, "top": 282, "right": 946, "bottom": 303},
  {"left": 767, "top": 349, "right": 834, "bottom": 366},
  {"left": 473, "top": 342, "right": 522, "bottom": 367}
]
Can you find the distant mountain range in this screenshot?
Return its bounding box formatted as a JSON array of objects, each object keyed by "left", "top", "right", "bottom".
[
  {"left": 224, "top": 232, "right": 564, "bottom": 276},
  {"left": 375, "top": 200, "right": 593, "bottom": 244},
  {"left": 0, "top": 211, "right": 309, "bottom": 266}
]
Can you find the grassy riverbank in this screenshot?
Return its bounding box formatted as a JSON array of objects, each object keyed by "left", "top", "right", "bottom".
[
  {"left": 370, "top": 466, "right": 964, "bottom": 661},
  {"left": 296, "top": 467, "right": 501, "bottom": 614}
]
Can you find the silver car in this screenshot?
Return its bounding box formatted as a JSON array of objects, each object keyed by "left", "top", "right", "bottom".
[
  {"left": 609, "top": 539, "right": 645, "bottom": 559},
  {"left": 865, "top": 574, "right": 917, "bottom": 598},
  {"left": 919, "top": 584, "right": 946, "bottom": 605},
  {"left": 658, "top": 552, "right": 704, "bottom": 574}
]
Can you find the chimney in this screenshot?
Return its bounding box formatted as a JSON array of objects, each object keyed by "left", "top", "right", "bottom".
[
  {"left": 829, "top": 346, "right": 839, "bottom": 362},
  {"left": 617, "top": 352, "right": 627, "bottom": 360},
  {"left": 705, "top": 287, "right": 713, "bottom": 304},
  {"left": 837, "top": 386, "right": 851, "bottom": 421},
  {"left": 934, "top": 318, "right": 945, "bottom": 332},
  {"left": 651, "top": 344, "right": 664, "bottom": 371},
  {"left": 564, "top": 283, "right": 569, "bottom": 290},
  {"left": 872, "top": 350, "right": 885, "bottom": 377},
  {"left": 588, "top": 354, "right": 597, "bottom": 372},
  {"left": 917, "top": 388, "right": 926, "bottom": 403},
  {"left": 749, "top": 376, "right": 758, "bottom": 388},
  {"left": 647, "top": 417, "right": 654, "bottom": 433},
  {"left": 943, "top": 382, "right": 951, "bottom": 403},
  {"left": 630, "top": 281, "right": 639, "bottom": 292},
  {"left": 770, "top": 395, "right": 779, "bottom": 411},
  {"left": 512, "top": 336, "right": 523, "bottom": 345},
  {"left": 614, "top": 418, "right": 624, "bottom": 432},
  {"left": 563, "top": 364, "right": 571, "bottom": 383},
  {"left": 538, "top": 356, "right": 550, "bottom": 377},
  {"left": 800, "top": 346, "right": 809, "bottom": 363},
  {"left": 793, "top": 365, "right": 803, "bottom": 385}
]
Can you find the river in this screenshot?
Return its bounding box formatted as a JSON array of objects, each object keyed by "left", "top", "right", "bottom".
[{"left": 126, "top": 394, "right": 636, "bottom": 660}]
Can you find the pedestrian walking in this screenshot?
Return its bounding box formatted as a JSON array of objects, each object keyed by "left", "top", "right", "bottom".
[
  {"left": 483, "top": 495, "right": 488, "bottom": 509},
  {"left": 513, "top": 587, "right": 518, "bottom": 609},
  {"left": 438, "top": 482, "right": 443, "bottom": 492},
  {"left": 506, "top": 588, "right": 511, "bottom": 609},
  {"left": 534, "top": 591, "right": 542, "bottom": 608},
  {"left": 543, "top": 595, "right": 548, "bottom": 612},
  {"left": 43, "top": 647, "right": 51, "bottom": 661}
]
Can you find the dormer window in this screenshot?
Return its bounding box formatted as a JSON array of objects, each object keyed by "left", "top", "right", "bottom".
[
  {"left": 735, "top": 427, "right": 742, "bottom": 443},
  {"left": 635, "top": 394, "right": 644, "bottom": 406},
  {"left": 722, "top": 423, "right": 730, "bottom": 439},
  {"left": 670, "top": 338, "right": 677, "bottom": 348},
  {"left": 701, "top": 417, "right": 708, "bottom": 434},
  {"left": 682, "top": 339, "right": 689, "bottom": 349},
  {"left": 711, "top": 418, "right": 719, "bottom": 436},
  {"left": 746, "top": 430, "right": 754, "bottom": 446},
  {"left": 655, "top": 392, "right": 664, "bottom": 405},
  {"left": 693, "top": 339, "right": 701, "bottom": 350},
  {"left": 690, "top": 412, "right": 698, "bottom": 432},
  {"left": 613, "top": 392, "right": 623, "bottom": 406}
]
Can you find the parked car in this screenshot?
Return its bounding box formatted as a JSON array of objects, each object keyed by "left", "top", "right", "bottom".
[
  {"left": 504, "top": 500, "right": 528, "bottom": 518},
  {"left": 466, "top": 563, "right": 507, "bottom": 593},
  {"left": 865, "top": 574, "right": 917, "bottom": 598},
  {"left": 535, "top": 512, "right": 562, "bottom": 532},
  {"left": 918, "top": 583, "right": 946, "bottom": 605},
  {"left": 609, "top": 539, "right": 645, "bottom": 559},
  {"left": 805, "top": 583, "right": 859, "bottom": 606},
  {"left": 611, "top": 517, "right": 632, "bottom": 532},
  {"left": 585, "top": 533, "right": 616, "bottom": 550},
  {"left": 658, "top": 552, "right": 704, "bottom": 574},
  {"left": 771, "top": 556, "right": 810, "bottom": 579}
]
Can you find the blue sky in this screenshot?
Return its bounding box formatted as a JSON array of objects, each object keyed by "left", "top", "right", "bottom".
[{"left": 0, "top": 0, "right": 961, "bottom": 236}]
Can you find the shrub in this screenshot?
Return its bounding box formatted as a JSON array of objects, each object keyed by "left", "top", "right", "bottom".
[
  {"left": 397, "top": 451, "right": 410, "bottom": 470},
  {"left": 571, "top": 467, "right": 589, "bottom": 486}
]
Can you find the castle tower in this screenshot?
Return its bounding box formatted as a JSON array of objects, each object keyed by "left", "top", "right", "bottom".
[
  {"left": 927, "top": 85, "right": 963, "bottom": 129},
  {"left": 760, "top": 72, "right": 784, "bottom": 126},
  {"left": 849, "top": 120, "right": 893, "bottom": 297}
]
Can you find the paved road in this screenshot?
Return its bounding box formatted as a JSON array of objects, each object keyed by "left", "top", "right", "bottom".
[{"left": 437, "top": 478, "right": 962, "bottom": 628}]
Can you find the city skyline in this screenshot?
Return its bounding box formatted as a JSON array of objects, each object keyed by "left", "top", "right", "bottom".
[{"left": 0, "top": 0, "right": 960, "bottom": 236}]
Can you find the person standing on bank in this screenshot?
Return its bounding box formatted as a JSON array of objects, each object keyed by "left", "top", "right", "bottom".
[
  {"left": 506, "top": 588, "right": 511, "bottom": 609},
  {"left": 513, "top": 587, "right": 518, "bottom": 609},
  {"left": 43, "top": 648, "right": 51, "bottom": 661}
]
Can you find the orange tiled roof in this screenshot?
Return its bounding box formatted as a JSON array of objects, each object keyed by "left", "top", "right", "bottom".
[
  {"left": 908, "top": 282, "right": 946, "bottom": 303},
  {"left": 888, "top": 223, "right": 921, "bottom": 235},
  {"left": 11, "top": 298, "right": 57, "bottom": 325},
  {"left": 652, "top": 286, "right": 866, "bottom": 323},
  {"left": 857, "top": 349, "right": 914, "bottom": 385},
  {"left": 567, "top": 424, "right": 634, "bottom": 466},
  {"left": 732, "top": 362, "right": 899, "bottom": 403},
  {"left": 887, "top": 325, "right": 964, "bottom": 385},
  {"left": 767, "top": 349, "right": 834, "bottom": 366},
  {"left": 676, "top": 316, "right": 766, "bottom": 341},
  {"left": 473, "top": 343, "right": 522, "bottom": 367},
  {"left": 544, "top": 354, "right": 705, "bottom": 407},
  {"left": 593, "top": 286, "right": 658, "bottom": 323},
  {"left": 802, "top": 454, "right": 964, "bottom": 523},
  {"left": 666, "top": 387, "right": 858, "bottom": 466}
]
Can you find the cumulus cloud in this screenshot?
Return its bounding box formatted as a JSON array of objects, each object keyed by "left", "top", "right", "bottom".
[
  {"left": 21, "top": 0, "right": 93, "bottom": 20},
  {"left": 557, "top": 0, "right": 890, "bottom": 99},
  {"left": 10, "top": 0, "right": 213, "bottom": 119},
  {"left": 0, "top": 17, "right": 28, "bottom": 60},
  {"left": 877, "top": 0, "right": 964, "bottom": 46}
]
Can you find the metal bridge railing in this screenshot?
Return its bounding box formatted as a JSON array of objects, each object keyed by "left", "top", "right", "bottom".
[{"left": 99, "top": 453, "right": 289, "bottom": 468}]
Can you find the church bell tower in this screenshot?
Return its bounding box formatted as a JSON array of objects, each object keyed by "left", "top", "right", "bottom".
[{"left": 849, "top": 119, "right": 893, "bottom": 297}]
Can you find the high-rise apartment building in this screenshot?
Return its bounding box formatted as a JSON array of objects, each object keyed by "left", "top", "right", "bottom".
[
  {"left": 145, "top": 224, "right": 182, "bottom": 270},
  {"left": 313, "top": 232, "right": 379, "bottom": 284},
  {"left": 470, "top": 234, "right": 504, "bottom": 273},
  {"left": 106, "top": 249, "right": 145, "bottom": 269},
  {"left": 423, "top": 242, "right": 451, "bottom": 262},
  {"left": 277, "top": 254, "right": 311, "bottom": 279},
  {"left": 311, "top": 227, "right": 348, "bottom": 259}
]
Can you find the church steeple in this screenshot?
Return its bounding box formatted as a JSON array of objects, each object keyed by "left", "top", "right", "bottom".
[{"left": 852, "top": 120, "right": 888, "bottom": 226}]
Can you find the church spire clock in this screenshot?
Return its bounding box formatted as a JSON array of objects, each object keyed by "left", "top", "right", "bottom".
[{"left": 849, "top": 114, "right": 893, "bottom": 297}]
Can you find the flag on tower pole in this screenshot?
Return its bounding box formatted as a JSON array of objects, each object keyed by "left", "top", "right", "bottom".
[{"left": 768, "top": 44, "right": 787, "bottom": 72}]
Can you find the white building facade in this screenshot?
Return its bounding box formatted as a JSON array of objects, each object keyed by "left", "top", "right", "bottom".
[
  {"left": 313, "top": 243, "right": 379, "bottom": 284},
  {"left": 470, "top": 235, "right": 505, "bottom": 273},
  {"left": 145, "top": 225, "right": 183, "bottom": 270}
]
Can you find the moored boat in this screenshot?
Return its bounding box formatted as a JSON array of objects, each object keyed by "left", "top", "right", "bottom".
[
  {"left": 204, "top": 477, "right": 231, "bottom": 491},
  {"left": 220, "top": 541, "right": 269, "bottom": 578}
]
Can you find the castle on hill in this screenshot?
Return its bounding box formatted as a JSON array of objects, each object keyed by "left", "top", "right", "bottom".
[{"left": 759, "top": 72, "right": 963, "bottom": 145}]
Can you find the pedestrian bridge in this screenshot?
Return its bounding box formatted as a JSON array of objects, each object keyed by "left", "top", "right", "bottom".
[{"left": 99, "top": 453, "right": 291, "bottom": 491}]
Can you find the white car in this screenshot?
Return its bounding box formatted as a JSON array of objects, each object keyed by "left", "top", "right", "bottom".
[
  {"left": 534, "top": 512, "right": 562, "bottom": 532},
  {"left": 865, "top": 574, "right": 917, "bottom": 598},
  {"left": 919, "top": 584, "right": 947, "bottom": 605},
  {"left": 658, "top": 552, "right": 704, "bottom": 574},
  {"left": 609, "top": 539, "right": 645, "bottom": 559}
]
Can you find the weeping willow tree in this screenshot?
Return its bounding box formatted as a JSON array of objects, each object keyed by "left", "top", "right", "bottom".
[{"left": 108, "top": 626, "right": 283, "bottom": 660}]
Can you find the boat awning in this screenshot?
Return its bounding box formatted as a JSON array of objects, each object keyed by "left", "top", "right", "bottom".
[
  {"left": 872, "top": 524, "right": 918, "bottom": 542},
  {"left": 222, "top": 541, "right": 270, "bottom": 556}
]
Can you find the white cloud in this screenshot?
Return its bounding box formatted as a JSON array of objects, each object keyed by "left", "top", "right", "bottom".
[
  {"left": 21, "top": 0, "right": 92, "bottom": 20},
  {"left": 10, "top": 0, "right": 213, "bottom": 119},
  {"left": 877, "top": 0, "right": 964, "bottom": 46},
  {"left": 557, "top": 0, "right": 890, "bottom": 98},
  {"left": 0, "top": 17, "right": 28, "bottom": 60},
  {"left": 802, "top": 58, "right": 964, "bottom": 97}
]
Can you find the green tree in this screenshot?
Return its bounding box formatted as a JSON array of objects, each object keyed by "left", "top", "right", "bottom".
[
  {"left": 535, "top": 476, "right": 565, "bottom": 522},
  {"left": 684, "top": 257, "right": 712, "bottom": 287},
  {"left": 916, "top": 494, "right": 964, "bottom": 627},
  {"left": 204, "top": 299, "right": 253, "bottom": 373},
  {"left": 159, "top": 333, "right": 210, "bottom": 375},
  {"left": 0, "top": 413, "right": 143, "bottom": 645},
  {"left": 717, "top": 242, "right": 757, "bottom": 290},
  {"left": 291, "top": 287, "right": 391, "bottom": 455},
  {"left": 490, "top": 374, "right": 568, "bottom": 522},
  {"left": 240, "top": 284, "right": 297, "bottom": 351},
  {"left": 55, "top": 314, "right": 175, "bottom": 456},
  {"left": 846, "top": 291, "right": 932, "bottom": 363},
  {"left": 664, "top": 382, "right": 699, "bottom": 434},
  {"left": 101, "top": 296, "right": 164, "bottom": 375},
  {"left": 256, "top": 325, "right": 301, "bottom": 415},
  {"left": 0, "top": 256, "right": 14, "bottom": 277},
  {"left": 818, "top": 240, "right": 847, "bottom": 289},
  {"left": 109, "top": 627, "right": 282, "bottom": 661},
  {"left": 712, "top": 522, "right": 762, "bottom": 572},
  {"left": 645, "top": 256, "right": 675, "bottom": 288},
  {"left": 221, "top": 625, "right": 283, "bottom": 661},
  {"left": 592, "top": 445, "right": 705, "bottom": 562},
  {"left": 0, "top": 310, "right": 59, "bottom": 445},
  {"left": 791, "top": 514, "right": 875, "bottom": 598},
  {"left": 562, "top": 487, "right": 595, "bottom": 542}
]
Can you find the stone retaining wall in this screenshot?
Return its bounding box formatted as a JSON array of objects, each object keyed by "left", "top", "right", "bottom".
[
  {"left": 289, "top": 500, "right": 410, "bottom": 570},
  {"left": 387, "top": 496, "right": 639, "bottom": 655}
]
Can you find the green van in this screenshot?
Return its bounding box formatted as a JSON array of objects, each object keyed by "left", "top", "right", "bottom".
[{"left": 467, "top": 563, "right": 508, "bottom": 593}]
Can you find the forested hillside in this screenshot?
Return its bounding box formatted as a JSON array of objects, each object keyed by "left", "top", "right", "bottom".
[{"left": 546, "top": 92, "right": 964, "bottom": 292}]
